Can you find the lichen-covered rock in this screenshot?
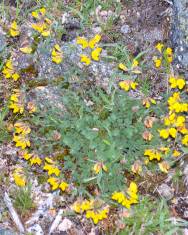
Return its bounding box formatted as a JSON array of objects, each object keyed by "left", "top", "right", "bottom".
[
  {"left": 172, "top": 0, "right": 188, "bottom": 70},
  {"left": 27, "top": 86, "right": 66, "bottom": 113},
  {"left": 0, "top": 27, "right": 7, "bottom": 53}
]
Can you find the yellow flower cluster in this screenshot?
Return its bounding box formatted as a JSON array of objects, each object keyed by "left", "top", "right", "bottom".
[
  {"left": 72, "top": 199, "right": 109, "bottom": 224},
  {"left": 165, "top": 47, "right": 173, "bottom": 63},
  {"left": 118, "top": 59, "right": 141, "bottom": 74},
  {"left": 51, "top": 44, "right": 63, "bottom": 64},
  {"left": 154, "top": 43, "right": 173, "bottom": 68},
  {"left": 169, "top": 76, "right": 186, "bottom": 90},
  {"left": 168, "top": 92, "right": 188, "bottom": 113},
  {"left": 119, "top": 80, "right": 138, "bottom": 92},
  {"left": 9, "top": 89, "right": 25, "bottom": 114},
  {"left": 159, "top": 127, "right": 177, "bottom": 139},
  {"left": 2, "top": 59, "right": 20, "bottom": 81},
  {"left": 144, "top": 149, "right": 161, "bottom": 161},
  {"left": 31, "top": 8, "right": 51, "bottom": 37},
  {"left": 77, "top": 34, "right": 102, "bottom": 65},
  {"left": 85, "top": 208, "right": 109, "bottom": 224},
  {"left": 111, "top": 182, "right": 138, "bottom": 208},
  {"left": 47, "top": 177, "right": 68, "bottom": 191},
  {"left": 93, "top": 162, "right": 108, "bottom": 174},
  {"left": 19, "top": 150, "right": 42, "bottom": 165},
  {"left": 73, "top": 199, "right": 94, "bottom": 213},
  {"left": 43, "top": 157, "right": 60, "bottom": 176},
  {"left": 9, "top": 21, "right": 20, "bottom": 37},
  {"left": 13, "top": 167, "right": 26, "bottom": 187},
  {"left": 142, "top": 97, "right": 156, "bottom": 108},
  {"left": 13, "top": 122, "right": 31, "bottom": 149}
]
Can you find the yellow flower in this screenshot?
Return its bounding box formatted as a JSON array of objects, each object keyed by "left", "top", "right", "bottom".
[
  {"left": 169, "top": 76, "right": 177, "bottom": 89},
  {"left": 59, "top": 181, "right": 68, "bottom": 191},
  {"left": 175, "top": 116, "right": 185, "bottom": 127},
  {"left": 51, "top": 44, "right": 63, "bottom": 64},
  {"left": 182, "top": 135, "right": 188, "bottom": 146},
  {"left": 80, "top": 54, "right": 91, "bottom": 66},
  {"left": 14, "top": 122, "right": 31, "bottom": 135},
  {"left": 118, "top": 63, "right": 128, "bottom": 72},
  {"left": 31, "top": 21, "right": 51, "bottom": 36},
  {"left": 91, "top": 47, "right": 102, "bottom": 61},
  {"left": 89, "top": 34, "right": 101, "bottom": 49},
  {"left": 9, "top": 21, "right": 20, "bottom": 37},
  {"left": 169, "top": 76, "right": 186, "bottom": 90},
  {"left": 20, "top": 46, "right": 32, "bottom": 54},
  {"left": 9, "top": 89, "right": 25, "bottom": 114},
  {"left": 18, "top": 150, "right": 32, "bottom": 160},
  {"left": 159, "top": 129, "right": 168, "bottom": 139},
  {"left": 27, "top": 101, "right": 37, "bottom": 113},
  {"left": 32, "top": 8, "right": 46, "bottom": 19},
  {"left": 158, "top": 161, "right": 170, "bottom": 173},
  {"left": 169, "top": 127, "right": 177, "bottom": 138},
  {"left": 30, "top": 155, "right": 42, "bottom": 165},
  {"left": 93, "top": 162, "right": 108, "bottom": 174},
  {"left": 173, "top": 150, "right": 181, "bottom": 158},
  {"left": 43, "top": 164, "right": 60, "bottom": 176},
  {"left": 119, "top": 80, "right": 130, "bottom": 91},
  {"left": 76, "top": 37, "right": 89, "bottom": 49},
  {"left": 131, "top": 161, "right": 142, "bottom": 174},
  {"left": 23, "top": 151, "right": 32, "bottom": 160},
  {"left": 144, "top": 149, "right": 161, "bottom": 161},
  {"left": 159, "top": 128, "right": 177, "bottom": 139},
  {"left": 154, "top": 58, "right": 162, "bottom": 68},
  {"left": 128, "top": 182, "right": 138, "bottom": 194},
  {"left": 165, "top": 48, "right": 173, "bottom": 63},
  {"left": 119, "top": 80, "right": 138, "bottom": 92},
  {"left": 13, "top": 134, "right": 30, "bottom": 149},
  {"left": 159, "top": 147, "right": 170, "bottom": 155},
  {"left": 176, "top": 78, "right": 186, "bottom": 90},
  {"left": 111, "top": 191, "right": 125, "bottom": 204},
  {"left": 47, "top": 177, "right": 59, "bottom": 190},
  {"left": 132, "top": 59, "right": 139, "bottom": 68},
  {"left": 155, "top": 42, "right": 164, "bottom": 53},
  {"left": 166, "top": 47, "right": 173, "bottom": 55},
  {"left": 130, "top": 82, "right": 138, "bottom": 90},
  {"left": 72, "top": 201, "right": 82, "bottom": 213},
  {"left": 13, "top": 168, "right": 26, "bottom": 187},
  {"left": 2, "top": 59, "right": 20, "bottom": 81},
  {"left": 142, "top": 97, "right": 156, "bottom": 108}
]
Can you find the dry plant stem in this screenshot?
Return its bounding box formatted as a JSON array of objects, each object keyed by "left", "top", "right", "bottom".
[
  {"left": 4, "top": 192, "right": 25, "bottom": 234},
  {"left": 48, "top": 209, "right": 64, "bottom": 234}
]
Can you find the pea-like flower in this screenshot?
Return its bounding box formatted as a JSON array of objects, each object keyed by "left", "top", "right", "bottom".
[
  {"left": 2, "top": 59, "right": 20, "bottom": 81},
  {"left": 9, "top": 21, "right": 20, "bottom": 37},
  {"left": 76, "top": 34, "right": 102, "bottom": 65},
  {"left": 51, "top": 44, "right": 63, "bottom": 64}
]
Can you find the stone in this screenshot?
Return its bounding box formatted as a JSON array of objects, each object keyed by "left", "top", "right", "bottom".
[
  {"left": 120, "top": 24, "right": 130, "bottom": 35},
  {"left": 27, "top": 224, "right": 44, "bottom": 235},
  {"left": 58, "top": 218, "right": 73, "bottom": 232},
  {"left": 0, "top": 229, "right": 17, "bottom": 235},
  {"left": 171, "top": 0, "right": 188, "bottom": 69},
  {"left": 27, "top": 86, "right": 66, "bottom": 113},
  {"left": 0, "top": 28, "right": 7, "bottom": 53},
  {"left": 158, "top": 183, "right": 174, "bottom": 200}
]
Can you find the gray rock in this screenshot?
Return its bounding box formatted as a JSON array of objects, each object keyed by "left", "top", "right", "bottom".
[
  {"left": 0, "top": 28, "right": 7, "bottom": 53},
  {"left": 158, "top": 183, "right": 174, "bottom": 200},
  {"left": 120, "top": 24, "right": 130, "bottom": 35},
  {"left": 0, "top": 229, "right": 17, "bottom": 235},
  {"left": 171, "top": 0, "right": 188, "bottom": 69},
  {"left": 27, "top": 86, "right": 66, "bottom": 112}
]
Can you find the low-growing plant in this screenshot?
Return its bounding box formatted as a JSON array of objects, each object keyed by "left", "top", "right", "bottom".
[
  {"left": 14, "top": 184, "right": 34, "bottom": 216},
  {"left": 119, "top": 197, "right": 184, "bottom": 235},
  {"left": 31, "top": 88, "right": 162, "bottom": 197}
]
